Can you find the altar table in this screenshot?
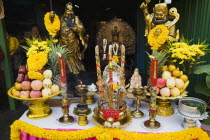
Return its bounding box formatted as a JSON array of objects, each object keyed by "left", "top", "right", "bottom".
[{"left": 17, "top": 98, "right": 202, "bottom": 140}]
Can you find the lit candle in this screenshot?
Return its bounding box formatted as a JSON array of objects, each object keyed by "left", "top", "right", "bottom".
[
  {"left": 95, "top": 46, "right": 102, "bottom": 94},
  {"left": 57, "top": 53, "right": 68, "bottom": 107},
  {"left": 108, "top": 45, "right": 113, "bottom": 85},
  {"left": 120, "top": 45, "right": 125, "bottom": 86},
  {"left": 150, "top": 57, "right": 158, "bottom": 112}
]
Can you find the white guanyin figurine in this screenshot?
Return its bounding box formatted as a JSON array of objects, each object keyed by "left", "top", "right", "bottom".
[{"left": 130, "top": 68, "right": 142, "bottom": 88}]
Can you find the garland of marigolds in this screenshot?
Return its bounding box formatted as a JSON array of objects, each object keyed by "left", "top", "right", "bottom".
[
  {"left": 148, "top": 25, "right": 169, "bottom": 50},
  {"left": 44, "top": 12, "right": 60, "bottom": 36},
  {"left": 10, "top": 120, "right": 209, "bottom": 140},
  {"left": 9, "top": 37, "right": 19, "bottom": 55}
]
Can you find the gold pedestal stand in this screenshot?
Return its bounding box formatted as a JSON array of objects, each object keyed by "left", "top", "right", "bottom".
[
  {"left": 144, "top": 112, "right": 160, "bottom": 129},
  {"left": 157, "top": 99, "right": 174, "bottom": 116},
  {"left": 76, "top": 85, "right": 88, "bottom": 104},
  {"left": 59, "top": 107, "right": 74, "bottom": 124},
  {"left": 73, "top": 107, "right": 91, "bottom": 126},
  {"left": 130, "top": 87, "right": 147, "bottom": 118}
]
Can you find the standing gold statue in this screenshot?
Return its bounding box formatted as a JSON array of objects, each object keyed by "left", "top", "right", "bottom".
[
  {"left": 140, "top": 0, "right": 180, "bottom": 42},
  {"left": 60, "top": 2, "right": 89, "bottom": 74}
]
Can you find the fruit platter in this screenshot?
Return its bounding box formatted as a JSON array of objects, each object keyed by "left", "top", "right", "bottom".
[
  {"left": 8, "top": 66, "right": 61, "bottom": 119},
  {"left": 155, "top": 65, "right": 190, "bottom": 116}
]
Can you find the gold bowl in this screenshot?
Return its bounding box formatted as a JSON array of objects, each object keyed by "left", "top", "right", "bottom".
[{"left": 8, "top": 87, "right": 61, "bottom": 119}]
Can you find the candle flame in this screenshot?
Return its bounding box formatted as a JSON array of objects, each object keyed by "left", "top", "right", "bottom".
[{"left": 78, "top": 80, "right": 83, "bottom": 85}]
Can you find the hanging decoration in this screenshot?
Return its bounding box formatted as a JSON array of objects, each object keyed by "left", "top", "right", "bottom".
[{"left": 44, "top": 12, "right": 60, "bottom": 36}]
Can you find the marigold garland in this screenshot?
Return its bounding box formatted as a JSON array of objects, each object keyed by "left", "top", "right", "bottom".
[
  {"left": 27, "top": 52, "right": 48, "bottom": 71},
  {"left": 9, "top": 36, "right": 19, "bottom": 55},
  {"left": 44, "top": 12, "right": 60, "bottom": 36},
  {"left": 148, "top": 25, "right": 169, "bottom": 50},
  {"left": 28, "top": 71, "right": 44, "bottom": 81},
  {"left": 10, "top": 120, "right": 210, "bottom": 140},
  {"left": 27, "top": 40, "right": 50, "bottom": 57}
]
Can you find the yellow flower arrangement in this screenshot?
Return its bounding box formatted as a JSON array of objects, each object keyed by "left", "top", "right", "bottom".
[
  {"left": 27, "top": 41, "right": 50, "bottom": 57},
  {"left": 44, "top": 12, "right": 60, "bottom": 36},
  {"left": 148, "top": 25, "right": 169, "bottom": 50},
  {"left": 27, "top": 52, "right": 48, "bottom": 71},
  {"left": 9, "top": 37, "right": 19, "bottom": 55},
  {"left": 28, "top": 71, "right": 44, "bottom": 81},
  {"left": 170, "top": 42, "right": 206, "bottom": 64},
  {"left": 10, "top": 120, "right": 210, "bottom": 140}
]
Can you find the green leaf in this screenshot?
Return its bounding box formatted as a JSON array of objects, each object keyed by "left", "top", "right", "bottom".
[
  {"left": 21, "top": 45, "right": 29, "bottom": 51},
  {"left": 206, "top": 75, "right": 210, "bottom": 89},
  {"left": 193, "top": 65, "right": 210, "bottom": 75},
  {"left": 195, "top": 82, "right": 210, "bottom": 96}
]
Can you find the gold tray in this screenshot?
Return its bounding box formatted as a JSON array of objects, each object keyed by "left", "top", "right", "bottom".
[{"left": 92, "top": 107, "right": 132, "bottom": 128}]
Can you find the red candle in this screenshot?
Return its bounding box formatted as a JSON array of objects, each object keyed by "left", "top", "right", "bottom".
[
  {"left": 58, "top": 53, "right": 68, "bottom": 107},
  {"left": 150, "top": 58, "right": 158, "bottom": 112}
]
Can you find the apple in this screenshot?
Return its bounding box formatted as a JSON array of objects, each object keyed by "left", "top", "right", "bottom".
[
  {"left": 20, "top": 91, "right": 30, "bottom": 98},
  {"left": 31, "top": 80, "right": 42, "bottom": 90},
  {"left": 160, "top": 87, "right": 171, "bottom": 97},
  {"left": 21, "top": 81, "right": 31, "bottom": 90},
  {"left": 24, "top": 74, "right": 29, "bottom": 81},
  {"left": 18, "top": 66, "right": 27, "bottom": 74},
  {"left": 15, "top": 82, "right": 22, "bottom": 90},
  {"left": 157, "top": 78, "right": 166, "bottom": 88},
  {"left": 30, "top": 90, "right": 42, "bottom": 98},
  {"left": 16, "top": 74, "right": 24, "bottom": 83}
]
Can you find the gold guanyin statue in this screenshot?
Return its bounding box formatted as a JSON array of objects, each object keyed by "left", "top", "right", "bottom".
[
  {"left": 140, "top": 0, "right": 180, "bottom": 42},
  {"left": 60, "top": 2, "right": 89, "bottom": 74}
]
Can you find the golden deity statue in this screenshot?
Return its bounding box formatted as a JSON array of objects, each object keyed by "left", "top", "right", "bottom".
[
  {"left": 140, "top": 0, "right": 180, "bottom": 42},
  {"left": 60, "top": 2, "right": 89, "bottom": 74}
]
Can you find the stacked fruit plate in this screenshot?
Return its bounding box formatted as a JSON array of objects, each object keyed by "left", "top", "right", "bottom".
[
  {"left": 156, "top": 65, "right": 189, "bottom": 99},
  {"left": 8, "top": 66, "right": 61, "bottom": 119},
  {"left": 9, "top": 66, "right": 60, "bottom": 99}
]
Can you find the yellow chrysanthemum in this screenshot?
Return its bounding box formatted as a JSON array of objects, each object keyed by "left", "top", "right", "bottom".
[
  {"left": 112, "top": 55, "right": 119, "bottom": 63},
  {"left": 44, "top": 12, "right": 60, "bottom": 36},
  {"left": 148, "top": 25, "right": 169, "bottom": 50},
  {"left": 9, "top": 37, "right": 19, "bottom": 55},
  {"left": 28, "top": 71, "right": 44, "bottom": 81},
  {"left": 27, "top": 52, "right": 48, "bottom": 71}
]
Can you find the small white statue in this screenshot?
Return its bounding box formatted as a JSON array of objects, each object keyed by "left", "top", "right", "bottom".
[{"left": 130, "top": 68, "right": 142, "bottom": 88}]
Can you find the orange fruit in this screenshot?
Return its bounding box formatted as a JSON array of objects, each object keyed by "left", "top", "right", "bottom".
[
  {"left": 168, "top": 65, "right": 176, "bottom": 71},
  {"left": 11, "top": 88, "right": 17, "bottom": 95},
  {"left": 180, "top": 75, "right": 188, "bottom": 82},
  {"left": 13, "top": 91, "right": 20, "bottom": 97},
  {"left": 172, "top": 70, "right": 181, "bottom": 77},
  {"left": 171, "top": 76, "right": 177, "bottom": 80},
  {"left": 162, "top": 65, "right": 168, "bottom": 72}
]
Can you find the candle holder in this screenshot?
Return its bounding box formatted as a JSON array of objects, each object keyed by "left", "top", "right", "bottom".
[
  {"left": 144, "top": 111, "right": 160, "bottom": 129},
  {"left": 59, "top": 106, "right": 74, "bottom": 124},
  {"left": 130, "top": 86, "right": 147, "bottom": 118},
  {"left": 76, "top": 85, "right": 88, "bottom": 104},
  {"left": 73, "top": 104, "right": 92, "bottom": 126},
  {"left": 86, "top": 92, "right": 96, "bottom": 105}
]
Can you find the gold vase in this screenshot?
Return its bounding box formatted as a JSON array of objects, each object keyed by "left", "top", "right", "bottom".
[
  {"left": 8, "top": 87, "right": 61, "bottom": 119},
  {"left": 157, "top": 98, "right": 174, "bottom": 116}
]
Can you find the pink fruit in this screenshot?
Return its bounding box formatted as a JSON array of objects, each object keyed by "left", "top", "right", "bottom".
[
  {"left": 156, "top": 87, "right": 160, "bottom": 94},
  {"left": 21, "top": 81, "right": 31, "bottom": 90},
  {"left": 31, "top": 80, "right": 43, "bottom": 90},
  {"left": 20, "top": 91, "right": 30, "bottom": 98},
  {"left": 157, "top": 78, "right": 166, "bottom": 88},
  {"left": 24, "top": 74, "right": 29, "bottom": 81},
  {"left": 30, "top": 90, "right": 42, "bottom": 98},
  {"left": 18, "top": 66, "right": 27, "bottom": 74},
  {"left": 16, "top": 74, "right": 24, "bottom": 83},
  {"left": 160, "top": 87, "right": 171, "bottom": 97}
]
